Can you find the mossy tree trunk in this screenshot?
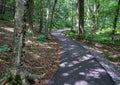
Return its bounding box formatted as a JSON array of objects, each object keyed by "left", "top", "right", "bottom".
[
  {"left": 7, "top": 0, "right": 44, "bottom": 85},
  {"left": 13, "top": 0, "right": 29, "bottom": 84}
]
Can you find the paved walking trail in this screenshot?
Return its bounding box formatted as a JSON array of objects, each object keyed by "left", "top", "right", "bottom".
[{"left": 48, "top": 29, "right": 116, "bottom": 85}]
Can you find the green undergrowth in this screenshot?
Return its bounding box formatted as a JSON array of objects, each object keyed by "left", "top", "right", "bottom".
[
  {"left": 0, "top": 45, "right": 10, "bottom": 54},
  {"left": 0, "top": 13, "right": 14, "bottom": 20},
  {"left": 37, "top": 34, "right": 49, "bottom": 42},
  {"left": 64, "top": 30, "right": 78, "bottom": 38},
  {"left": 53, "top": 19, "right": 72, "bottom": 29},
  {"left": 108, "top": 54, "right": 116, "bottom": 61},
  {"left": 64, "top": 28, "right": 120, "bottom": 44},
  {"left": 26, "top": 30, "right": 34, "bottom": 36},
  {"left": 92, "top": 34, "right": 120, "bottom": 44}
]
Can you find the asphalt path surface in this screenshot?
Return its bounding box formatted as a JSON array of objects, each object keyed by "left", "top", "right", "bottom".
[{"left": 48, "top": 29, "right": 116, "bottom": 85}]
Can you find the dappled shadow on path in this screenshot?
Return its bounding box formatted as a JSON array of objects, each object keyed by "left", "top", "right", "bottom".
[{"left": 48, "top": 30, "right": 115, "bottom": 85}]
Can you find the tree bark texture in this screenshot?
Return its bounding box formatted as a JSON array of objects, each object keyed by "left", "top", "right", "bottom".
[
  {"left": 49, "top": 0, "right": 58, "bottom": 32},
  {"left": 0, "top": 0, "right": 6, "bottom": 14},
  {"left": 39, "top": 0, "right": 43, "bottom": 33},
  {"left": 78, "top": 0, "right": 84, "bottom": 37},
  {"left": 45, "top": 0, "right": 51, "bottom": 37},
  {"left": 27, "top": 0, "right": 34, "bottom": 30},
  {"left": 13, "top": 0, "right": 28, "bottom": 84}
]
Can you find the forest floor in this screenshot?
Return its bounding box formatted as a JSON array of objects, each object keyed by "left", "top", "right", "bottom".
[
  {"left": 0, "top": 20, "right": 61, "bottom": 85},
  {"left": 0, "top": 20, "right": 120, "bottom": 84}
]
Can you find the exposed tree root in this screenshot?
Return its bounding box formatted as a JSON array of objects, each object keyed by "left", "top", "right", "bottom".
[{"left": 0, "top": 69, "right": 45, "bottom": 85}]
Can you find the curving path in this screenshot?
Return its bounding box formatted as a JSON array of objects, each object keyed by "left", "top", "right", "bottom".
[{"left": 48, "top": 28, "right": 116, "bottom": 85}]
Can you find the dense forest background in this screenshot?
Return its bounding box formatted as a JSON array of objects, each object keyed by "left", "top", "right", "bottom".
[{"left": 0, "top": 0, "right": 120, "bottom": 44}]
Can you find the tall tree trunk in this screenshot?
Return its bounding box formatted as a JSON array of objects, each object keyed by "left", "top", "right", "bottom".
[
  {"left": 78, "top": 0, "right": 84, "bottom": 37},
  {"left": 27, "top": 0, "right": 34, "bottom": 30},
  {"left": 12, "top": 1, "right": 16, "bottom": 18},
  {"left": 1, "top": 0, "right": 6, "bottom": 14},
  {"left": 45, "top": 0, "right": 51, "bottom": 37},
  {"left": 92, "top": 0, "right": 99, "bottom": 32},
  {"left": 71, "top": 0, "right": 74, "bottom": 30},
  {"left": 0, "top": 0, "right": 3, "bottom": 14},
  {"left": 3, "top": 0, "right": 6, "bottom": 14},
  {"left": 13, "top": 0, "right": 29, "bottom": 84},
  {"left": 1, "top": 0, "right": 44, "bottom": 84},
  {"left": 49, "top": 0, "right": 57, "bottom": 32},
  {"left": 112, "top": 0, "right": 120, "bottom": 44},
  {"left": 87, "top": 0, "right": 100, "bottom": 40},
  {"left": 86, "top": 0, "right": 91, "bottom": 22},
  {"left": 39, "top": 0, "right": 43, "bottom": 33}
]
